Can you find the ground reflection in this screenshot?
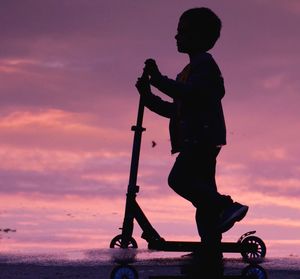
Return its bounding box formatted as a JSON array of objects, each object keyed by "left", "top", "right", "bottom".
[{"left": 110, "top": 262, "right": 268, "bottom": 279}]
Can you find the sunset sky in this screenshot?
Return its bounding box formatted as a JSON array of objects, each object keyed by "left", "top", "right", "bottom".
[{"left": 0, "top": 0, "right": 300, "bottom": 257}]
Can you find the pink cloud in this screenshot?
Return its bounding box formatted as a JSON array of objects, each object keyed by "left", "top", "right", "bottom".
[{"left": 0, "top": 109, "right": 130, "bottom": 151}]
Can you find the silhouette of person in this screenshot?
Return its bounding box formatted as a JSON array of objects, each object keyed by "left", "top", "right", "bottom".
[{"left": 136, "top": 7, "right": 248, "bottom": 267}]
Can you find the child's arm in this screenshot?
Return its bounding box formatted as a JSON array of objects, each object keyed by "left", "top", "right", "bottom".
[
  {"left": 145, "top": 59, "right": 225, "bottom": 101},
  {"left": 135, "top": 76, "right": 175, "bottom": 118},
  {"left": 143, "top": 93, "right": 174, "bottom": 118}
]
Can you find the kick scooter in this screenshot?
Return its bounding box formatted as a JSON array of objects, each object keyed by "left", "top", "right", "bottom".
[{"left": 110, "top": 74, "right": 267, "bottom": 262}]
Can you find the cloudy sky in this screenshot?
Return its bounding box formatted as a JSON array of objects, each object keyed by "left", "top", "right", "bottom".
[{"left": 0, "top": 0, "right": 300, "bottom": 256}]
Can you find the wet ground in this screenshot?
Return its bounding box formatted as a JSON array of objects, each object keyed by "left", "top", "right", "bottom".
[{"left": 0, "top": 249, "right": 299, "bottom": 278}]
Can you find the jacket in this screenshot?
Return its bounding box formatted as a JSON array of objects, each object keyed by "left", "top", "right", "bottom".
[{"left": 143, "top": 52, "right": 226, "bottom": 154}]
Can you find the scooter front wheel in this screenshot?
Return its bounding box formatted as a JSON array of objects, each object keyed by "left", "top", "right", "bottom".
[
  {"left": 241, "top": 236, "right": 266, "bottom": 261},
  {"left": 110, "top": 234, "right": 138, "bottom": 249},
  {"left": 242, "top": 264, "right": 268, "bottom": 279}
]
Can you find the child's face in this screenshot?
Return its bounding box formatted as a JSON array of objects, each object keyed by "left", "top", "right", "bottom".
[{"left": 175, "top": 19, "right": 203, "bottom": 54}]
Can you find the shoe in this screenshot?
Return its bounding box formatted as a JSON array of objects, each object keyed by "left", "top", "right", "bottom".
[{"left": 218, "top": 202, "right": 248, "bottom": 233}]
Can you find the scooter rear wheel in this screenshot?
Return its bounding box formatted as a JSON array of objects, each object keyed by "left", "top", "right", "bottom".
[
  {"left": 110, "top": 265, "right": 138, "bottom": 279},
  {"left": 110, "top": 234, "right": 138, "bottom": 249}
]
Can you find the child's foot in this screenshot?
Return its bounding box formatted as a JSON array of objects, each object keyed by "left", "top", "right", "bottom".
[{"left": 218, "top": 202, "right": 248, "bottom": 233}]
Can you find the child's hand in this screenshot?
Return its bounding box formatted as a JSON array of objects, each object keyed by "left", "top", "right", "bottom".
[
  {"left": 135, "top": 73, "right": 151, "bottom": 96},
  {"left": 144, "top": 59, "right": 161, "bottom": 80}
]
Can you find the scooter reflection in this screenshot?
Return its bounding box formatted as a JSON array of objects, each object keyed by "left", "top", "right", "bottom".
[{"left": 110, "top": 263, "right": 268, "bottom": 279}]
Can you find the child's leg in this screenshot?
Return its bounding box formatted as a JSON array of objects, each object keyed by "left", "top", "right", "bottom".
[
  {"left": 168, "top": 145, "right": 230, "bottom": 208},
  {"left": 167, "top": 146, "right": 231, "bottom": 244},
  {"left": 168, "top": 145, "right": 230, "bottom": 274},
  {"left": 168, "top": 145, "right": 248, "bottom": 239}
]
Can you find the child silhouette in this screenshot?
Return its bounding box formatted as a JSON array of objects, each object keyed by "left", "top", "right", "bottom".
[{"left": 136, "top": 7, "right": 248, "bottom": 267}]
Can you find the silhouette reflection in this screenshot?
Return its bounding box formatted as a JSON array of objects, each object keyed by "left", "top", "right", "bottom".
[{"left": 110, "top": 262, "right": 268, "bottom": 279}]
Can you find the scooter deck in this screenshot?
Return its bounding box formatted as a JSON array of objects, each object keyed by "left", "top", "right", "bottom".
[{"left": 148, "top": 240, "right": 253, "bottom": 253}]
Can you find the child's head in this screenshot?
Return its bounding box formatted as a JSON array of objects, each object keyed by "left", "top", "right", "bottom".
[{"left": 176, "top": 7, "right": 222, "bottom": 54}]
